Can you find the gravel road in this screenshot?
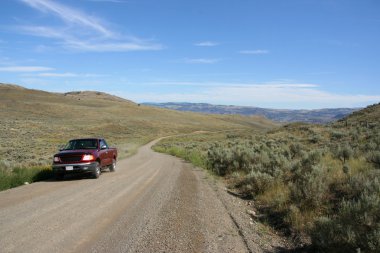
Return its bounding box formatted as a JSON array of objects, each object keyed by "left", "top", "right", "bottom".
[{"left": 0, "top": 139, "right": 250, "bottom": 253}]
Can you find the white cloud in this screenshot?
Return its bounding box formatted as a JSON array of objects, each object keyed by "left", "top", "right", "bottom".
[
  {"left": 194, "top": 41, "right": 219, "bottom": 47},
  {"left": 21, "top": 0, "right": 113, "bottom": 37},
  {"left": 18, "top": 0, "right": 162, "bottom": 52},
  {"left": 37, "top": 72, "right": 77, "bottom": 77},
  {"left": 145, "top": 81, "right": 318, "bottom": 89},
  {"left": 19, "top": 26, "right": 68, "bottom": 40},
  {"left": 35, "top": 72, "right": 105, "bottom": 77},
  {"left": 65, "top": 39, "right": 162, "bottom": 52},
  {"left": 184, "top": 58, "right": 220, "bottom": 64},
  {"left": 0, "top": 66, "right": 54, "bottom": 72},
  {"left": 239, "top": 49, "right": 269, "bottom": 55},
  {"left": 127, "top": 81, "right": 380, "bottom": 109},
  {"left": 209, "top": 85, "right": 379, "bottom": 108}
]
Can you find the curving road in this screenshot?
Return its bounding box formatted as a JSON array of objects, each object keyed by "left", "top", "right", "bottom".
[{"left": 0, "top": 139, "right": 248, "bottom": 253}]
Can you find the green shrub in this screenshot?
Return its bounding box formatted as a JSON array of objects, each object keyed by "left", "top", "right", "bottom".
[
  {"left": 342, "top": 164, "right": 350, "bottom": 174},
  {"left": 289, "top": 143, "right": 303, "bottom": 159},
  {"left": 207, "top": 142, "right": 258, "bottom": 175},
  {"left": 290, "top": 164, "right": 329, "bottom": 210},
  {"left": 332, "top": 144, "right": 353, "bottom": 164},
  {"left": 367, "top": 151, "right": 380, "bottom": 169},
  {"left": 207, "top": 144, "right": 233, "bottom": 176},
  {"left": 285, "top": 204, "right": 304, "bottom": 232},
  {"left": 0, "top": 166, "right": 53, "bottom": 191},
  {"left": 311, "top": 170, "right": 380, "bottom": 252},
  {"left": 309, "top": 133, "right": 322, "bottom": 144},
  {"left": 331, "top": 130, "right": 345, "bottom": 140},
  {"left": 245, "top": 170, "right": 275, "bottom": 195}
]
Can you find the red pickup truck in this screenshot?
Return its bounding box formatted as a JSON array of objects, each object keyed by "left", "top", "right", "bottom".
[{"left": 52, "top": 138, "right": 117, "bottom": 179}]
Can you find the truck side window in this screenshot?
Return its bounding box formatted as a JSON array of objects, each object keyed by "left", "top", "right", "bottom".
[
  {"left": 103, "top": 139, "right": 109, "bottom": 148},
  {"left": 100, "top": 139, "right": 108, "bottom": 149}
]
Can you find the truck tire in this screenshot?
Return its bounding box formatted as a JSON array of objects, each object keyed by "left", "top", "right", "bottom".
[
  {"left": 92, "top": 162, "right": 101, "bottom": 179},
  {"left": 109, "top": 159, "right": 116, "bottom": 172}
]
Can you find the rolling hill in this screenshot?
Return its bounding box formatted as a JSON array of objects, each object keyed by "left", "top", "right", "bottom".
[
  {"left": 144, "top": 102, "right": 359, "bottom": 124},
  {"left": 0, "top": 84, "right": 277, "bottom": 167}
]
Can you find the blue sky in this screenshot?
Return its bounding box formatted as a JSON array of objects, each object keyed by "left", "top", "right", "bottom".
[{"left": 0, "top": 0, "right": 379, "bottom": 109}]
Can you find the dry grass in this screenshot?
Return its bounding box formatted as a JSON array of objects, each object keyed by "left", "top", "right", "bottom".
[{"left": 0, "top": 84, "right": 276, "bottom": 168}]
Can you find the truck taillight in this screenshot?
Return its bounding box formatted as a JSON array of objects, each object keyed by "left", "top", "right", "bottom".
[
  {"left": 82, "top": 154, "right": 95, "bottom": 161},
  {"left": 53, "top": 156, "right": 60, "bottom": 162}
]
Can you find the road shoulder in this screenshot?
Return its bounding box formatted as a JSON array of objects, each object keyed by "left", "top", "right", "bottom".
[{"left": 190, "top": 165, "right": 292, "bottom": 252}]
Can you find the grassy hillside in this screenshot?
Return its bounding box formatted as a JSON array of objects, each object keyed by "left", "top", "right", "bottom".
[
  {"left": 154, "top": 103, "right": 380, "bottom": 252},
  {"left": 0, "top": 83, "right": 276, "bottom": 168}
]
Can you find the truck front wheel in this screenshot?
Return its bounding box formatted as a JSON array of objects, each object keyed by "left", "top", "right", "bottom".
[
  {"left": 109, "top": 159, "right": 116, "bottom": 172},
  {"left": 92, "top": 162, "right": 101, "bottom": 179}
]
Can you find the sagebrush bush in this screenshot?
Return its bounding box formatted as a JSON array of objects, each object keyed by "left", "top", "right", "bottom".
[
  {"left": 333, "top": 144, "right": 354, "bottom": 164},
  {"left": 367, "top": 151, "right": 380, "bottom": 169},
  {"left": 290, "top": 164, "right": 329, "bottom": 210},
  {"left": 311, "top": 170, "right": 380, "bottom": 252},
  {"left": 285, "top": 204, "right": 304, "bottom": 232},
  {"left": 331, "top": 130, "right": 345, "bottom": 140},
  {"left": 207, "top": 144, "right": 234, "bottom": 176},
  {"left": 245, "top": 170, "right": 275, "bottom": 195},
  {"left": 289, "top": 143, "right": 304, "bottom": 159}
]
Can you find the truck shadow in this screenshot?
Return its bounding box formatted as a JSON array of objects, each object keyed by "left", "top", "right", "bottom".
[{"left": 35, "top": 169, "right": 113, "bottom": 182}]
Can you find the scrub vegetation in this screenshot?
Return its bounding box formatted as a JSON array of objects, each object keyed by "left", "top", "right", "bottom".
[
  {"left": 0, "top": 164, "right": 52, "bottom": 191},
  {"left": 154, "top": 103, "right": 380, "bottom": 252}
]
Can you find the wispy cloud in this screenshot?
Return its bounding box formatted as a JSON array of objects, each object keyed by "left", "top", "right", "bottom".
[
  {"left": 65, "top": 39, "right": 162, "bottom": 52},
  {"left": 35, "top": 72, "right": 104, "bottom": 77},
  {"left": 17, "top": 0, "right": 162, "bottom": 52},
  {"left": 194, "top": 41, "right": 219, "bottom": 47},
  {"left": 0, "top": 66, "right": 54, "bottom": 72},
  {"left": 36, "top": 72, "right": 77, "bottom": 77},
  {"left": 19, "top": 26, "right": 68, "bottom": 40},
  {"left": 184, "top": 58, "right": 220, "bottom": 64},
  {"left": 21, "top": 0, "right": 113, "bottom": 37},
  {"left": 239, "top": 49, "right": 269, "bottom": 55}
]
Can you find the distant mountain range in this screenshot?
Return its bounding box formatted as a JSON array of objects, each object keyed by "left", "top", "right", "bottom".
[{"left": 143, "top": 102, "right": 360, "bottom": 124}]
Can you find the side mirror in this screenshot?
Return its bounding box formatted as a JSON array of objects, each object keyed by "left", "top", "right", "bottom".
[
  {"left": 58, "top": 144, "right": 65, "bottom": 151},
  {"left": 101, "top": 145, "right": 108, "bottom": 150}
]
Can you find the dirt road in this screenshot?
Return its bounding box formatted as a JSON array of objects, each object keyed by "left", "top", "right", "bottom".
[{"left": 0, "top": 139, "right": 251, "bottom": 253}]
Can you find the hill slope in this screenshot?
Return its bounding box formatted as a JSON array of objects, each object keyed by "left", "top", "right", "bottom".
[
  {"left": 336, "top": 102, "right": 380, "bottom": 126},
  {"left": 144, "top": 102, "right": 359, "bottom": 124},
  {"left": 153, "top": 102, "right": 380, "bottom": 250},
  {"left": 0, "top": 84, "right": 277, "bottom": 167}
]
